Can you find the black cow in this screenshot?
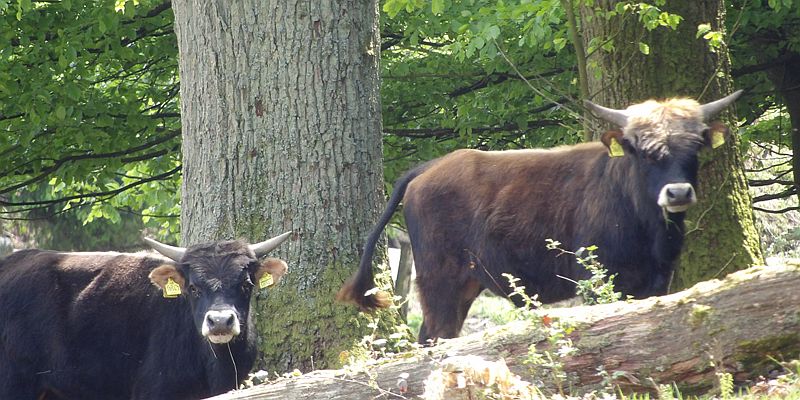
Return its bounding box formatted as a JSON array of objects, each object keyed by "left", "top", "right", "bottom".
[
  {"left": 0, "top": 232, "right": 291, "bottom": 399},
  {"left": 338, "top": 91, "right": 743, "bottom": 343}
]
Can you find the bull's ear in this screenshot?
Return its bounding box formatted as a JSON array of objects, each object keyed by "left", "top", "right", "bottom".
[
  {"left": 600, "top": 130, "right": 630, "bottom": 157},
  {"left": 703, "top": 121, "right": 730, "bottom": 149},
  {"left": 149, "top": 264, "right": 186, "bottom": 296},
  {"left": 253, "top": 258, "right": 288, "bottom": 289}
]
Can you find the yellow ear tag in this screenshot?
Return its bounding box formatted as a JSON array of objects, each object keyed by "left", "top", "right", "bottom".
[
  {"left": 608, "top": 137, "right": 625, "bottom": 157},
  {"left": 163, "top": 278, "right": 181, "bottom": 298},
  {"left": 259, "top": 274, "right": 274, "bottom": 289},
  {"left": 711, "top": 130, "right": 725, "bottom": 149}
]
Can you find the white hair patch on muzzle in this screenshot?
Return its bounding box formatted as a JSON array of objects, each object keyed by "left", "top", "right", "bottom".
[
  {"left": 658, "top": 183, "right": 696, "bottom": 213},
  {"left": 202, "top": 309, "right": 241, "bottom": 344}
]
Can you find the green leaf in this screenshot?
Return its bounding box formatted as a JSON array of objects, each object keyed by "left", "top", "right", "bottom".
[
  {"left": 638, "top": 42, "right": 650, "bottom": 55},
  {"left": 431, "top": 0, "right": 443, "bottom": 14},
  {"left": 696, "top": 23, "right": 711, "bottom": 39},
  {"left": 55, "top": 105, "right": 66, "bottom": 120},
  {"left": 553, "top": 37, "right": 567, "bottom": 51},
  {"left": 486, "top": 25, "right": 501, "bottom": 40}
]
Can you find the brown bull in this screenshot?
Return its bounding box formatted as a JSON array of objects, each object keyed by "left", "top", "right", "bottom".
[{"left": 338, "top": 91, "right": 743, "bottom": 343}]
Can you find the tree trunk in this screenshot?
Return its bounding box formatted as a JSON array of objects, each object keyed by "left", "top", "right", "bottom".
[
  {"left": 172, "top": 0, "right": 400, "bottom": 372},
  {"left": 208, "top": 264, "right": 800, "bottom": 399},
  {"left": 765, "top": 54, "right": 800, "bottom": 201},
  {"left": 579, "top": 0, "right": 763, "bottom": 290},
  {"left": 393, "top": 231, "right": 414, "bottom": 320}
]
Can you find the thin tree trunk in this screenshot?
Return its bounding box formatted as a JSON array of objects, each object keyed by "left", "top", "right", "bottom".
[
  {"left": 764, "top": 54, "right": 800, "bottom": 200},
  {"left": 579, "top": 0, "right": 763, "bottom": 290},
  {"left": 173, "top": 0, "right": 400, "bottom": 372},
  {"left": 209, "top": 264, "right": 800, "bottom": 399},
  {"left": 394, "top": 232, "right": 413, "bottom": 320}
]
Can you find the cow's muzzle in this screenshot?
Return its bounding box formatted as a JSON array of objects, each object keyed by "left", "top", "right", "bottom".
[
  {"left": 202, "top": 309, "right": 241, "bottom": 344},
  {"left": 658, "top": 183, "right": 696, "bottom": 213}
]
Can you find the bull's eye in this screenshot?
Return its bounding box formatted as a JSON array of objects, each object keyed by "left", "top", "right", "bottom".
[
  {"left": 242, "top": 280, "right": 253, "bottom": 293},
  {"left": 189, "top": 284, "right": 200, "bottom": 298}
]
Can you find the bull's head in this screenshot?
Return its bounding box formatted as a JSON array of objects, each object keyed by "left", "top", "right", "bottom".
[
  {"left": 145, "top": 232, "right": 291, "bottom": 344},
  {"left": 585, "top": 90, "right": 742, "bottom": 214}
]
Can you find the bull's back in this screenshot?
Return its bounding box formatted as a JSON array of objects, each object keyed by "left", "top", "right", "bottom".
[
  {"left": 401, "top": 145, "right": 618, "bottom": 301},
  {"left": 0, "top": 250, "right": 179, "bottom": 399},
  {"left": 403, "top": 146, "right": 605, "bottom": 239}
]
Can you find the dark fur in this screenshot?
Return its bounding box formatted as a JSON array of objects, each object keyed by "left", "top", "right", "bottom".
[
  {"left": 0, "top": 241, "right": 267, "bottom": 400},
  {"left": 339, "top": 98, "right": 722, "bottom": 343}
]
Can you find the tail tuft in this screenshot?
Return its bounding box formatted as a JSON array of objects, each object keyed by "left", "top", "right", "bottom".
[{"left": 336, "top": 278, "right": 392, "bottom": 312}]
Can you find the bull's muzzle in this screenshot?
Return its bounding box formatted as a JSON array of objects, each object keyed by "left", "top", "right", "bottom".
[
  {"left": 658, "top": 183, "right": 696, "bottom": 213},
  {"left": 202, "top": 309, "right": 241, "bottom": 344}
]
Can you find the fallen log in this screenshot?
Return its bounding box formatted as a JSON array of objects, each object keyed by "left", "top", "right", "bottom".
[{"left": 210, "top": 264, "right": 800, "bottom": 399}]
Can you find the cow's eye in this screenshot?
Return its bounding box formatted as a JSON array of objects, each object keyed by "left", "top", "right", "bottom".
[
  {"left": 189, "top": 284, "right": 200, "bottom": 298},
  {"left": 242, "top": 281, "right": 253, "bottom": 293}
]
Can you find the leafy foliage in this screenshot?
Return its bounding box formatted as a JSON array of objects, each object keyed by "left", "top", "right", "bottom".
[
  {"left": 0, "top": 0, "right": 180, "bottom": 239},
  {"left": 380, "top": 0, "right": 583, "bottom": 184}
]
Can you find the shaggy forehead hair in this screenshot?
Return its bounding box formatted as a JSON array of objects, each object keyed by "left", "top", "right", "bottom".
[
  {"left": 623, "top": 98, "right": 706, "bottom": 159},
  {"left": 182, "top": 240, "right": 256, "bottom": 290}
]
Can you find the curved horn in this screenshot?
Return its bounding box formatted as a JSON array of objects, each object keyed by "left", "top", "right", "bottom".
[
  {"left": 249, "top": 231, "right": 292, "bottom": 258},
  {"left": 699, "top": 89, "right": 744, "bottom": 121},
  {"left": 584, "top": 99, "right": 629, "bottom": 127},
  {"left": 143, "top": 237, "right": 187, "bottom": 262}
]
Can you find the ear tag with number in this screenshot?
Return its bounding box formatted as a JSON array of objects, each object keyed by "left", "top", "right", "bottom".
[
  {"left": 259, "top": 274, "right": 274, "bottom": 289},
  {"left": 711, "top": 130, "right": 725, "bottom": 149},
  {"left": 608, "top": 137, "right": 625, "bottom": 157},
  {"left": 163, "top": 278, "right": 181, "bottom": 298}
]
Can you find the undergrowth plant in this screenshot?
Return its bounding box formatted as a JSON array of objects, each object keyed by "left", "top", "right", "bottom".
[
  {"left": 495, "top": 240, "right": 624, "bottom": 395},
  {"left": 546, "top": 239, "right": 623, "bottom": 305},
  {"left": 502, "top": 272, "right": 577, "bottom": 395}
]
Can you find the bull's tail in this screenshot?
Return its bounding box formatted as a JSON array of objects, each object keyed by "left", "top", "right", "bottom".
[{"left": 336, "top": 162, "right": 431, "bottom": 312}]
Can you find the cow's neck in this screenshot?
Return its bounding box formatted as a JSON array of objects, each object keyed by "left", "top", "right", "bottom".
[
  {"left": 201, "top": 321, "right": 257, "bottom": 393},
  {"left": 601, "top": 153, "right": 688, "bottom": 258}
]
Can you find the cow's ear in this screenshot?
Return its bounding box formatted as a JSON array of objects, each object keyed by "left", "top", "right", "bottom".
[
  {"left": 703, "top": 121, "right": 730, "bottom": 149},
  {"left": 600, "top": 130, "right": 630, "bottom": 157},
  {"left": 149, "top": 264, "right": 186, "bottom": 292},
  {"left": 253, "top": 258, "right": 288, "bottom": 289}
]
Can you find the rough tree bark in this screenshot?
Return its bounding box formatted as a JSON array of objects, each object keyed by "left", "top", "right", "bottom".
[
  {"left": 207, "top": 264, "right": 800, "bottom": 399},
  {"left": 578, "top": 0, "right": 763, "bottom": 290},
  {"left": 172, "top": 0, "right": 400, "bottom": 372}
]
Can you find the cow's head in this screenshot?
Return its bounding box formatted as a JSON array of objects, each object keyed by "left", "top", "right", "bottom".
[
  {"left": 585, "top": 90, "right": 742, "bottom": 214},
  {"left": 145, "top": 232, "right": 290, "bottom": 344}
]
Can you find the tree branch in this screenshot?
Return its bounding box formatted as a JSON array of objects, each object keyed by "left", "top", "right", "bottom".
[
  {"left": 748, "top": 178, "right": 795, "bottom": 187},
  {"left": 0, "top": 130, "right": 180, "bottom": 194},
  {"left": 384, "top": 119, "right": 563, "bottom": 138},
  {"left": 753, "top": 205, "right": 800, "bottom": 214},
  {"left": 751, "top": 187, "right": 798, "bottom": 203},
  {"left": 0, "top": 166, "right": 181, "bottom": 208}
]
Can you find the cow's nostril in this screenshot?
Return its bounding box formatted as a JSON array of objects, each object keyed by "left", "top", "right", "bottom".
[
  {"left": 226, "top": 315, "right": 235, "bottom": 327},
  {"left": 666, "top": 188, "right": 675, "bottom": 198},
  {"left": 207, "top": 315, "right": 216, "bottom": 327}
]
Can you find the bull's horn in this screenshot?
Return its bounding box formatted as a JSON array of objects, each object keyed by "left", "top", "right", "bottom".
[
  {"left": 699, "top": 89, "right": 743, "bottom": 120},
  {"left": 144, "top": 237, "right": 186, "bottom": 262},
  {"left": 249, "top": 231, "right": 292, "bottom": 258},
  {"left": 584, "top": 99, "right": 629, "bottom": 127}
]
